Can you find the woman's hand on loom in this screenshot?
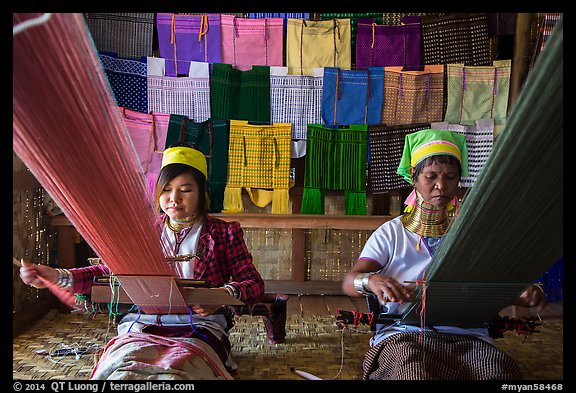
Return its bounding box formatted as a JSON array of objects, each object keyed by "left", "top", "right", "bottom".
[
  {"left": 190, "top": 304, "right": 224, "bottom": 317},
  {"left": 190, "top": 288, "right": 230, "bottom": 317},
  {"left": 19, "top": 259, "right": 58, "bottom": 289},
  {"left": 367, "top": 274, "right": 413, "bottom": 306}
]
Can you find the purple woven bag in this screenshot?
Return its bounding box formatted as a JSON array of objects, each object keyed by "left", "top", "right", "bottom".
[
  {"left": 156, "top": 13, "right": 221, "bottom": 77},
  {"left": 355, "top": 16, "right": 422, "bottom": 71}
]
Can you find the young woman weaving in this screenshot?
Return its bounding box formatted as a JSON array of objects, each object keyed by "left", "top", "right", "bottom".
[{"left": 19, "top": 143, "right": 265, "bottom": 379}]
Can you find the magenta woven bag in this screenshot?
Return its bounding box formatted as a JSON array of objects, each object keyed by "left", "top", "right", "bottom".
[
  {"left": 220, "top": 14, "right": 283, "bottom": 71},
  {"left": 355, "top": 16, "right": 422, "bottom": 71}
]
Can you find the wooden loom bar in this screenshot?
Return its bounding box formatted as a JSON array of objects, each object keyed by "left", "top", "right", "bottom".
[{"left": 91, "top": 283, "right": 244, "bottom": 306}]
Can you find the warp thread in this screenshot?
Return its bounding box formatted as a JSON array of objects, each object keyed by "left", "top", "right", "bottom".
[
  {"left": 414, "top": 271, "right": 427, "bottom": 346},
  {"left": 13, "top": 13, "right": 170, "bottom": 279}
]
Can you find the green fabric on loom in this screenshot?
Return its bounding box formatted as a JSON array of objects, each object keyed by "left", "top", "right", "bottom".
[
  {"left": 301, "top": 124, "right": 368, "bottom": 214},
  {"left": 402, "top": 17, "right": 563, "bottom": 328},
  {"left": 165, "top": 115, "right": 230, "bottom": 213},
  {"left": 210, "top": 63, "right": 271, "bottom": 123}
]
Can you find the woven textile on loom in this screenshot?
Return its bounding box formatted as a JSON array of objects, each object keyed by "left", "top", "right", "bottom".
[
  {"left": 431, "top": 119, "right": 494, "bottom": 188},
  {"left": 401, "top": 17, "right": 563, "bottom": 328},
  {"left": 118, "top": 108, "right": 170, "bottom": 193},
  {"left": 300, "top": 124, "right": 368, "bottom": 215},
  {"left": 269, "top": 66, "right": 323, "bottom": 158},
  {"left": 165, "top": 115, "right": 230, "bottom": 213},
  {"left": 381, "top": 65, "right": 444, "bottom": 126},
  {"left": 86, "top": 13, "right": 154, "bottom": 59},
  {"left": 223, "top": 120, "right": 291, "bottom": 214},
  {"left": 99, "top": 52, "right": 148, "bottom": 113},
  {"left": 156, "top": 13, "right": 222, "bottom": 77},
  {"left": 210, "top": 63, "right": 271, "bottom": 124},
  {"left": 321, "top": 67, "right": 384, "bottom": 126},
  {"left": 147, "top": 57, "right": 211, "bottom": 123},
  {"left": 286, "top": 18, "right": 352, "bottom": 75},
  {"left": 368, "top": 123, "right": 431, "bottom": 193}
]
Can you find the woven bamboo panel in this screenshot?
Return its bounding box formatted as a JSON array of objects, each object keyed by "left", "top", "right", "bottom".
[
  {"left": 13, "top": 153, "right": 57, "bottom": 312},
  {"left": 307, "top": 194, "right": 373, "bottom": 281},
  {"left": 243, "top": 228, "right": 293, "bottom": 280},
  {"left": 238, "top": 193, "right": 376, "bottom": 281},
  {"left": 306, "top": 229, "right": 372, "bottom": 281}
]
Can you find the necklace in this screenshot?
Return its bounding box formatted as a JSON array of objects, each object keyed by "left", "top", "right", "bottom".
[
  {"left": 400, "top": 191, "right": 455, "bottom": 237},
  {"left": 166, "top": 216, "right": 194, "bottom": 233}
]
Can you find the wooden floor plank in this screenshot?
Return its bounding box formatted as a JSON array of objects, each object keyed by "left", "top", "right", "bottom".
[
  {"left": 350, "top": 296, "right": 370, "bottom": 313},
  {"left": 324, "top": 295, "right": 355, "bottom": 316},
  {"left": 285, "top": 294, "right": 302, "bottom": 316},
  {"left": 299, "top": 295, "right": 329, "bottom": 317}
]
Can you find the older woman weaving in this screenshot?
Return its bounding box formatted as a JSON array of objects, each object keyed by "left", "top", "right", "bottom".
[
  {"left": 19, "top": 143, "right": 265, "bottom": 380},
  {"left": 342, "top": 129, "right": 546, "bottom": 380}
]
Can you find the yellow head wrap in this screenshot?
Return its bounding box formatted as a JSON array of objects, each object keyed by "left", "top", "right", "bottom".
[{"left": 161, "top": 146, "right": 207, "bottom": 180}]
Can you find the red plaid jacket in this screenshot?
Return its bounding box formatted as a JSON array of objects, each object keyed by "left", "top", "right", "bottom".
[{"left": 70, "top": 215, "right": 264, "bottom": 305}]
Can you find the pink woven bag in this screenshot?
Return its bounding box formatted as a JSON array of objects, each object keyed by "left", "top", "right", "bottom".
[{"left": 220, "top": 14, "right": 283, "bottom": 71}]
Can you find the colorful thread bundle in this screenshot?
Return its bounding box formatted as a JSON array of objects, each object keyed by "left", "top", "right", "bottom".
[{"left": 13, "top": 13, "right": 171, "bottom": 277}]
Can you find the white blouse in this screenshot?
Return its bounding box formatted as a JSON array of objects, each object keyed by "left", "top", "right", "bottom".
[{"left": 160, "top": 222, "right": 203, "bottom": 279}]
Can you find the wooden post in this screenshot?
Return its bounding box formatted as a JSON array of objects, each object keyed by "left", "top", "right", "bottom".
[
  {"left": 290, "top": 186, "right": 306, "bottom": 282},
  {"left": 509, "top": 13, "right": 535, "bottom": 112}
]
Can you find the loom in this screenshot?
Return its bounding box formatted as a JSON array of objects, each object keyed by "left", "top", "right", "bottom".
[
  {"left": 335, "top": 309, "right": 541, "bottom": 338},
  {"left": 12, "top": 13, "right": 241, "bottom": 313},
  {"left": 397, "top": 17, "right": 563, "bottom": 328}
]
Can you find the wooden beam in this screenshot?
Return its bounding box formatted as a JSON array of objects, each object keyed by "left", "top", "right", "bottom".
[
  {"left": 51, "top": 213, "right": 392, "bottom": 231},
  {"left": 264, "top": 279, "right": 344, "bottom": 295},
  {"left": 509, "top": 13, "right": 535, "bottom": 112},
  {"left": 214, "top": 213, "right": 392, "bottom": 230}
]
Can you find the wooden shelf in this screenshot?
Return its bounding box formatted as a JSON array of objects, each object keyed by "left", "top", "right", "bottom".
[
  {"left": 264, "top": 279, "right": 343, "bottom": 295},
  {"left": 50, "top": 213, "right": 394, "bottom": 231},
  {"left": 213, "top": 213, "right": 392, "bottom": 230}
]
